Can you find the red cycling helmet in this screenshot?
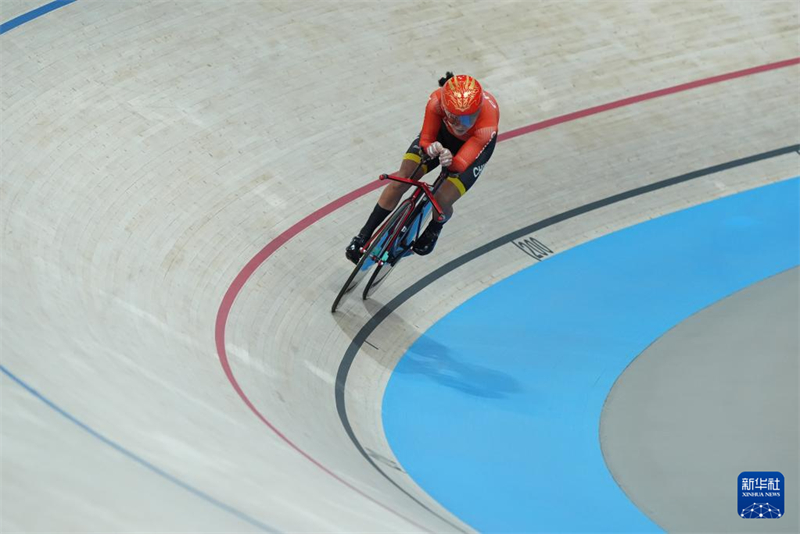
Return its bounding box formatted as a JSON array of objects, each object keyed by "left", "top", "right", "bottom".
[{"left": 442, "top": 75, "right": 483, "bottom": 130}]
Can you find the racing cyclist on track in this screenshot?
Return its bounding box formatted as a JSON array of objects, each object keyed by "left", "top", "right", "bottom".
[{"left": 346, "top": 72, "right": 499, "bottom": 263}]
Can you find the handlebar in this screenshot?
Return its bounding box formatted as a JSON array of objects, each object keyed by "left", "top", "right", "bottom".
[{"left": 379, "top": 168, "right": 447, "bottom": 223}]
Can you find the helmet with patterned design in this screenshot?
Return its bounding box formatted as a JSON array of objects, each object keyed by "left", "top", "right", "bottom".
[{"left": 441, "top": 74, "right": 483, "bottom": 132}]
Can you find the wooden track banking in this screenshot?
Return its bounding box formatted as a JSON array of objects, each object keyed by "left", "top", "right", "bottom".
[{"left": 2, "top": 1, "right": 798, "bottom": 532}]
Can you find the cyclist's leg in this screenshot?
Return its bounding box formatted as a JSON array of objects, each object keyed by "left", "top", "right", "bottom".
[
  {"left": 358, "top": 136, "right": 437, "bottom": 237},
  {"left": 429, "top": 126, "right": 468, "bottom": 220},
  {"left": 414, "top": 134, "right": 496, "bottom": 255},
  {"left": 377, "top": 146, "right": 431, "bottom": 211},
  {"left": 437, "top": 132, "right": 496, "bottom": 216},
  {"left": 346, "top": 136, "right": 437, "bottom": 263}
]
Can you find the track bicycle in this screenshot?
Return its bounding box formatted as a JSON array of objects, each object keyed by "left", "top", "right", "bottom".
[{"left": 331, "top": 159, "right": 448, "bottom": 313}]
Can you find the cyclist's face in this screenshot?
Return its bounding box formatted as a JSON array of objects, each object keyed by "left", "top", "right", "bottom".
[{"left": 445, "top": 109, "right": 480, "bottom": 134}]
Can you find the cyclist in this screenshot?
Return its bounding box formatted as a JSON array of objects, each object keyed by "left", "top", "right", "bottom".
[{"left": 346, "top": 72, "right": 499, "bottom": 263}]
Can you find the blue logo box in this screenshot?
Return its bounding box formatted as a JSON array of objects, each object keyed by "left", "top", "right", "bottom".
[{"left": 738, "top": 471, "right": 784, "bottom": 519}]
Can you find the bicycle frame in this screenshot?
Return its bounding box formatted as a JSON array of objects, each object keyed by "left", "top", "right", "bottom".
[
  {"left": 378, "top": 172, "right": 447, "bottom": 224},
  {"left": 359, "top": 167, "right": 448, "bottom": 263},
  {"left": 331, "top": 165, "right": 449, "bottom": 311}
]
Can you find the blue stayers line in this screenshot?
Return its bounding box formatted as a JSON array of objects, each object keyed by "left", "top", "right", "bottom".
[
  {"left": 0, "top": 364, "right": 279, "bottom": 533},
  {"left": 1, "top": 0, "right": 77, "bottom": 35}
]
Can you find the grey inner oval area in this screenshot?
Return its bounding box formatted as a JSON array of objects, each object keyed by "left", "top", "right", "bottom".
[{"left": 601, "top": 267, "right": 799, "bottom": 533}]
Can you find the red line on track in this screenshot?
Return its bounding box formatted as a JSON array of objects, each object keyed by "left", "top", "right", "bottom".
[
  {"left": 215, "top": 57, "right": 799, "bottom": 529},
  {"left": 498, "top": 57, "right": 800, "bottom": 142}
]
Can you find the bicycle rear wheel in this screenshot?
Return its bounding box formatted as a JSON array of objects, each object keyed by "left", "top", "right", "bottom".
[{"left": 331, "top": 201, "right": 411, "bottom": 312}]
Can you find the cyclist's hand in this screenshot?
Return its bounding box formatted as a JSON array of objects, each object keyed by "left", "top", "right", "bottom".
[
  {"left": 439, "top": 149, "right": 453, "bottom": 168},
  {"left": 426, "top": 141, "right": 444, "bottom": 159},
  {"left": 426, "top": 142, "right": 453, "bottom": 168}
]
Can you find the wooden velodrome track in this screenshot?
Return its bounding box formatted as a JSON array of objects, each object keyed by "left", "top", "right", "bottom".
[{"left": 2, "top": 1, "right": 798, "bottom": 532}]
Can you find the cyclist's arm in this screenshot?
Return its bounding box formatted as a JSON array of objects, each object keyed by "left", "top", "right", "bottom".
[
  {"left": 450, "top": 127, "right": 496, "bottom": 173},
  {"left": 419, "top": 93, "right": 443, "bottom": 152}
]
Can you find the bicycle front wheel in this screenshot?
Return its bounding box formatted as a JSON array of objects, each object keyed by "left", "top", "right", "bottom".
[
  {"left": 362, "top": 199, "right": 415, "bottom": 300},
  {"left": 332, "top": 200, "right": 411, "bottom": 312}
]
